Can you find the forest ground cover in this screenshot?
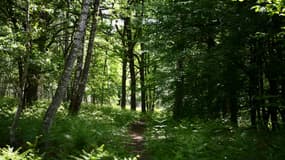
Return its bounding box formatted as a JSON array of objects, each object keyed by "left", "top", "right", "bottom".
[{"left": 1, "top": 97, "right": 285, "bottom": 160}]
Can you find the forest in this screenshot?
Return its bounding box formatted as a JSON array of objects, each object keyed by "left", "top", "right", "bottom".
[{"left": 0, "top": 0, "right": 285, "bottom": 159}]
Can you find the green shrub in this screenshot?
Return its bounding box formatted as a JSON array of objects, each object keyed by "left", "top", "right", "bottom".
[{"left": 0, "top": 97, "right": 17, "bottom": 117}]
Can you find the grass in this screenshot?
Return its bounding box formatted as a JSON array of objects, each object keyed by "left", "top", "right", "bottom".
[{"left": 1, "top": 97, "right": 285, "bottom": 159}]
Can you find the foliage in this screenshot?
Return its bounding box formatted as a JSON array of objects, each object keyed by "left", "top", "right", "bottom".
[
  {"left": 41, "top": 105, "right": 138, "bottom": 159},
  {"left": 0, "top": 145, "right": 41, "bottom": 160},
  {"left": 70, "top": 145, "right": 137, "bottom": 160},
  {"left": 0, "top": 0, "right": 285, "bottom": 159},
  {"left": 252, "top": 0, "right": 285, "bottom": 16},
  {"left": 2, "top": 98, "right": 285, "bottom": 159},
  {"left": 0, "top": 98, "right": 140, "bottom": 159},
  {"left": 145, "top": 112, "right": 285, "bottom": 160},
  {"left": 0, "top": 97, "right": 18, "bottom": 117}
]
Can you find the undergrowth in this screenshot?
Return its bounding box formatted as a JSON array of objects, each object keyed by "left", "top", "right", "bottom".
[
  {"left": 145, "top": 111, "right": 285, "bottom": 160},
  {"left": 1, "top": 97, "right": 285, "bottom": 160},
  {"left": 0, "top": 97, "right": 139, "bottom": 159}
]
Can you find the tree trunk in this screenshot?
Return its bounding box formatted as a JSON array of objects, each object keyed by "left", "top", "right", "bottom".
[
  {"left": 173, "top": 59, "right": 184, "bottom": 120},
  {"left": 268, "top": 78, "right": 279, "bottom": 131},
  {"left": 101, "top": 52, "right": 108, "bottom": 106},
  {"left": 69, "top": 0, "right": 100, "bottom": 115},
  {"left": 266, "top": 36, "right": 279, "bottom": 131},
  {"left": 69, "top": 34, "right": 85, "bottom": 113},
  {"left": 248, "top": 43, "right": 259, "bottom": 128},
  {"left": 224, "top": 61, "right": 239, "bottom": 127},
  {"left": 69, "top": 41, "right": 84, "bottom": 113},
  {"left": 64, "top": 0, "right": 71, "bottom": 58},
  {"left": 140, "top": 48, "right": 146, "bottom": 113},
  {"left": 146, "top": 52, "right": 152, "bottom": 111},
  {"left": 139, "top": 0, "right": 146, "bottom": 113},
  {"left": 230, "top": 96, "right": 238, "bottom": 126},
  {"left": 249, "top": 43, "right": 258, "bottom": 128},
  {"left": 124, "top": 17, "right": 136, "bottom": 111},
  {"left": 280, "top": 80, "right": 285, "bottom": 124},
  {"left": 121, "top": 55, "right": 127, "bottom": 109},
  {"left": 42, "top": 0, "right": 91, "bottom": 135},
  {"left": 10, "top": 0, "right": 31, "bottom": 145},
  {"left": 24, "top": 65, "right": 41, "bottom": 106},
  {"left": 129, "top": 53, "right": 136, "bottom": 111},
  {"left": 0, "top": 77, "right": 7, "bottom": 97}
]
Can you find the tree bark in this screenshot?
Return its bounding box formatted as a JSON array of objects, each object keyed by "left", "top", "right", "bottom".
[
  {"left": 249, "top": 43, "right": 258, "bottom": 128},
  {"left": 129, "top": 50, "right": 136, "bottom": 111},
  {"left": 173, "top": 58, "right": 184, "bottom": 120},
  {"left": 10, "top": 0, "right": 31, "bottom": 145},
  {"left": 140, "top": 47, "right": 146, "bottom": 113},
  {"left": 124, "top": 17, "right": 136, "bottom": 111},
  {"left": 24, "top": 70, "right": 39, "bottom": 106},
  {"left": 139, "top": 0, "right": 146, "bottom": 113},
  {"left": 69, "top": 33, "right": 85, "bottom": 113},
  {"left": 100, "top": 52, "right": 108, "bottom": 106},
  {"left": 268, "top": 78, "right": 279, "bottom": 131},
  {"left": 42, "top": 0, "right": 91, "bottom": 135},
  {"left": 69, "top": 0, "right": 100, "bottom": 115},
  {"left": 129, "top": 53, "right": 137, "bottom": 111},
  {"left": 121, "top": 55, "right": 127, "bottom": 109}
]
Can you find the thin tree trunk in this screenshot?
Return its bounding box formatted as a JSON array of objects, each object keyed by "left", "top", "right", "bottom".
[
  {"left": 140, "top": 0, "right": 146, "bottom": 113},
  {"left": 124, "top": 17, "right": 136, "bottom": 111},
  {"left": 121, "top": 55, "right": 127, "bottom": 109},
  {"left": 0, "top": 77, "right": 8, "bottom": 96},
  {"left": 62, "top": 0, "right": 72, "bottom": 102},
  {"left": 69, "top": 0, "right": 100, "bottom": 115},
  {"left": 173, "top": 59, "right": 184, "bottom": 120},
  {"left": 280, "top": 80, "right": 285, "bottom": 124},
  {"left": 224, "top": 61, "right": 238, "bottom": 126},
  {"left": 24, "top": 71, "right": 39, "bottom": 105},
  {"left": 129, "top": 51, "right": 136, "bottom": 111},
  {"left": 10, "top": 0, "right": 31, "bottom": 145},
  {"left": 268, "top": 78, "right": 279, "bottom": 131},
  {"left": 249, "top": 43, "right": 258, "bottom": 128},
  {"left": 69, "top": 32, "right": 85, "bottom": 113},
  {"left": 140, "top": 47, "right": 146, "bottom": 113},
  {"left": 69, "top": 38, "right": 84, "bottom": 113},
  {"left": 42, "top": 0, "right": 91, "bottom": 135},
  {"left": 64, "top": 0, "right": 71, "bottom": 58},
  {"left": 257, "top": 41, "right": 266, "bottom": 128},
  {"left": 101, "top": 52, "right": 108, "bottom": 106},
  {"left": 266, "top": 37, "right": 279, "bottom": 131},
  {"left": 146, "top": 52, "right": 151, "bottom": 111}
]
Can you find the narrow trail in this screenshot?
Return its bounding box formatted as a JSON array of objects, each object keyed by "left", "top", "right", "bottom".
[{"left": 128, "top": 120, "right": 149, "bottom": 160}]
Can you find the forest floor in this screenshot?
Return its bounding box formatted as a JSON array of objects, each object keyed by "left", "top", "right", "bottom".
[
  {"left": 128, "top": 119, "right": 149, "bottom": 160},
  {"left": 1, "top": 99, "right": 285, "bottom": 160}
]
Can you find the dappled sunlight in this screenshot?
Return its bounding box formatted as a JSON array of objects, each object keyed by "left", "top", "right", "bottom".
[{"left": 1, "top": 0, "right": 285, "bottom": 159}]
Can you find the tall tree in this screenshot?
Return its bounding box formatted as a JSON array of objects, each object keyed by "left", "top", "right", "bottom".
[
  {"left": 139, "top": 0, "right": 146, "bottom": 113},
  {"left": 69, "top": 0, "right": 100, "bottom": 115},
  {"left": 42, "top": 0, "right": 91, "bottom": 134},
  {"left": 124, "top": 15, "right": 137, "bottom": 111},
  {"left": 10, "top": 0, "right": 31, "bottom": 145},
  {"left": 115, "top": 19, "right": 127, "bottom": 109},
  {"left": 115, "top": 0, "right": 140, "bottom": 111}
]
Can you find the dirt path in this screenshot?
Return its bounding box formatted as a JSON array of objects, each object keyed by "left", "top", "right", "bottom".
[{"left": 128, "top": 120, "right": 149, "bottom": 160}]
